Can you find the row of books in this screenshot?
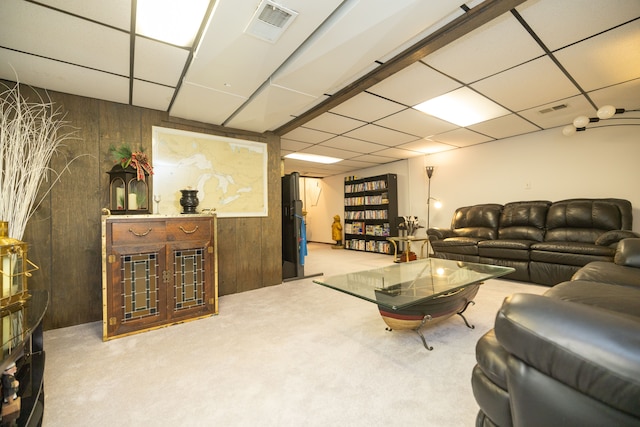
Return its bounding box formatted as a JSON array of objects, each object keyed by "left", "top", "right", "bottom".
[
  {"left": 344, "top": 221, "right": 364, "bottom": 234},
  {"left": 345, "top": 222, "right": 390, "bottom": 236},
  {"left": 345, "top": 239, "right": 391, "bottom": 254},
  {"left": 344, "top": 210, "right": 389, "bottom": 220},
  {"left": 344, "top": 194, "right": 389, "bottom": 206},
  {"left": 344, "top": 180, "right": 388, "bottom": 194}
]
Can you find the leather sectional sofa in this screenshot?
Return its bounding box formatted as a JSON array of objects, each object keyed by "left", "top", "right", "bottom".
[
  {"left": 471, "top": 237, "right": 640, "bottom": 426},
  {"left": 427, "top": 198, "right": 637, "bottom": 285}
]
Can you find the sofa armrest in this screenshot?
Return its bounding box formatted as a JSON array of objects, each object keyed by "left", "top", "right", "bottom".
[
  {"left": 615, "top": 238, "right": 640, "bottom": 268},
  {"left": 426, "top": 227, "right": 455, "bottom": 240},
  {"left": 495, "top": 293, "right": 640, "bottom": 419},
  {"left": 595, "top": 230, "right": 639, "bottom": 246}
]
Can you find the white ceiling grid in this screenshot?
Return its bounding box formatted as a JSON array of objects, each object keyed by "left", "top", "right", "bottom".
[{"left": 0, "top": 0, "right": 638, "bottom": 177}]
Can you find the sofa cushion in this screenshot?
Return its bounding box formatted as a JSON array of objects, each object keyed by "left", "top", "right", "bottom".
[
  {"left": 450, "top": 204, "right": 502, "bottom": 239},
  {"left": 615, "top": 238, "right": 640, "bottom": 268},
  {"left": 572, "top": 261, "right": 640, "bottom": 287},
  {"left": 545, "top": 280, "right": 640, "bottom": 319},
  {"left": 431, "top": 237, "right": 481, "bottom": 255},
  {"left": 531, "top": 241, "right": 614, "bottom": 257},
  {"left": 495, "top": 293, "right": 640, "bottom": 419},
  {"left": 545, "top": 199, "right": 629, "bottom": 243},
  {"left": 498, "top": 201, "right": 550, "bottom": 241}
]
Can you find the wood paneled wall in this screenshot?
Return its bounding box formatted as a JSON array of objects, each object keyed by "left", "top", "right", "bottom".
[{"left": 7, "top": 83, "right": 282, "bottom": 330}]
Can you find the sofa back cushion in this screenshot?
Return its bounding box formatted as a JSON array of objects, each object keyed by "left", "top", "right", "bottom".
[
  {"left": 545, "top": 199, "right": 632, "bottom": 243},
  {"left": 498, "top": 201, "right": 551, "bottom": 241},
  {"left": 451, "top": 204, "right": 502, "bottom": 239}
]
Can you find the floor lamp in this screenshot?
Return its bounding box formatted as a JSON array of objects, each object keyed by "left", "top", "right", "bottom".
[
  {"left": 426, "top": 166, "right": 437, "bottom": 256},
  {"left": 426, "top": 166, "right": 434, "bottom": 232}
]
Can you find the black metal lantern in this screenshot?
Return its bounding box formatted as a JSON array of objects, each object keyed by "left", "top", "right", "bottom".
[{"left": 107, "top": 165, "right": 150, "bottom": 214}]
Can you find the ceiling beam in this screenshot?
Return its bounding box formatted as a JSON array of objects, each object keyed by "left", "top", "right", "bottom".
[{"left": 273, "top": 0, "right": 527, "bottom": 136}]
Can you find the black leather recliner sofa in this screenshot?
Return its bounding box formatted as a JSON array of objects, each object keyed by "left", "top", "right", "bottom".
[
  {"left": 471, "top": 238, "right": 640, "bottom": 426},
  {"left": 427, "top": 198, "right": 637, "bottom": 285}
]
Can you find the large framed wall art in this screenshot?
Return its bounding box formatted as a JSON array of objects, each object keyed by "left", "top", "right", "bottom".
[{"left": 152, "top": 126, "right": 268, "bottom": 217}]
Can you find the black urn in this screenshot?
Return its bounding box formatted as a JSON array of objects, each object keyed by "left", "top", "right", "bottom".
[{"left": 179, "top": 189, "right": 199, "bottom": 214}]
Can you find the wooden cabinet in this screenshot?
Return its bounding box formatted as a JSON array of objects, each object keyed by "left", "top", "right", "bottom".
[
  {"left": 344, "top": 174, "right": 398, "bottom": 254},
  {"left": 102, "top": 215, "right": 218, "bottom": 340}
]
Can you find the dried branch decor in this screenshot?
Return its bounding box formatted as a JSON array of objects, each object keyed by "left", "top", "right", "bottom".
[{"left": 0, "top": 81, "right": 78, "bottom": 240}]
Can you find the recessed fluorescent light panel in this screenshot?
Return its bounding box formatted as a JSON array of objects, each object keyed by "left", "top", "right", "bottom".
[
  {"left": 285, "top": 153, "right": 342, "bottom": 164},
  {"left": 413, "top": 87, "right": 509, "bottom": 127},
  {"left": 136, "top": 0, "right": 210, "bottom": 47}
]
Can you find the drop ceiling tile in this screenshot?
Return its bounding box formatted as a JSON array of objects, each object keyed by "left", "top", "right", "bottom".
[
  {"left": 424, "top": 13, "right": 545, "bottom": 83},
  {"left": 281, "top": 139, "right": 313, "bottom": 152},
  {"left": 0, "top": 49, "right": 129, "bottom": 104},
  {"left": 350, "top": 154, "right": 398, "bottom": 164},
  {"left": 372, "top": 147, "right": 425, "bottom": 159},
  {"left": 329, "top": 92, "right": 405, "bottom": 122},
  {"left": 0, "top": 0, "right": 129, "bottom": 75},
  {"left": 283, "top": 127, "right": 335, "bottom": 144},
  {"left": 303, "top": 113, "right": 366, "bottom": 134},
  {"left": 588, "top": 79, "right": 640, "bottom": 111},
  {"left": 374, "top": 108, "right": 457, "bottom": 137},
  {"left": 272, "top": 0, "right": 462, "bottom": 96},
  {"left": 518, "top": 95, "right": 595, "bottom": 129},
  {"left": 396, "top": 139, "right": 456, "bottom": 154},
  {"left": 319, "top": 136, "right": 386, "bottom": 154},
  {"left": 37, "top": 0, "right": 131, "bottom": 31},
  {"left": 132, "top": 80, "right": 174, "bottom": 111},
  {"left": 300, "top": 145, "right": 359, "bottom": 160},
  {"left": 517, "top": 0, "right": 640, "bottom": 51},
  {"left": 467, "top": 114, "right": 540, "bottom": 139},
  {"left": 471, "top": 56, "right": 579, "bottom": 112},
  {"left": 431, "top": 128, "right": 493, "bottom": 147},
  {"left": 134, "top": 37, "right": 189, "bottom": 87},
  {"left": 186, "top": 0, "right": 343, "bottom": 98},
  {"left": 170, "top": 82, "right": 247, "bottom": 125},
  {"left": 344, "top": 124, "right": 419, "bottom": 146},
  {"left": 554, "top": 22, "right": 640, "bottom": 92},
  {"left": 368, "top": 62, "right": 460, "bottom": 107},
  {"left": 335, "top": 159, "right": 380, "bottom": 169},
  {"left": 226, "top": 84, "right": 317, "bottom": 133}
]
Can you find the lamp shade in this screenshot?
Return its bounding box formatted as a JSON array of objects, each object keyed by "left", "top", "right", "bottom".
[
  {"left": 597, "top": 105, "right": 616, "bottom": 119},
  {"left": 562, "top": 125, "right": 576, "bottom": 136},
  {"left": 573, "top": 115, "right": 590, "bottom": 128}
]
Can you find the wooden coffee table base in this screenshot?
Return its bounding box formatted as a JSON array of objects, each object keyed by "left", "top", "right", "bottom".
[{"left": 377, "top": 284, "right": 480, "bottom": 350}]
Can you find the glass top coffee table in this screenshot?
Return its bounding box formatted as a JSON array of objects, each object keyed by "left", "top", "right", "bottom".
[{"left": 313, "top": 258, "right": 514, "bottom": 350}]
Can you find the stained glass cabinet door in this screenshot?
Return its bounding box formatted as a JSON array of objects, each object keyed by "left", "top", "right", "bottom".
[{"left": 103, "top": 215, "right": 218, "bottom": 340}]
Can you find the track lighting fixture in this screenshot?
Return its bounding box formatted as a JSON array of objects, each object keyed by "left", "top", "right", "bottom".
[{"left": 562, "top": 105, "right": 638, "bottom": 136}]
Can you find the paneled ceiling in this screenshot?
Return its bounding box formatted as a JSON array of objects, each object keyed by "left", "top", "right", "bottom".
[{"left": 1, "top": 0, "right": 639, "bottom": 177}]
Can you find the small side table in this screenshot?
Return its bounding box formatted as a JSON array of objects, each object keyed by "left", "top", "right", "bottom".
[{"left": 387, "top": 236, "right": 431, "bottom": 262}]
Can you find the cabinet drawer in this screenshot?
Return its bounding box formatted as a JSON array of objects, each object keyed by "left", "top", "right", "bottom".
[
  {"left": 110, "top": 221, "right": 167, "bottom": 244},
  {"left": 166, "top": 219, "right": 212, "bottom": 242}
]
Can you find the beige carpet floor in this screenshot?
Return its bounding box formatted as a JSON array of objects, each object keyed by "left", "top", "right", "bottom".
[{"left": 42, "top": 243, "right": 547, "bottom": 426}]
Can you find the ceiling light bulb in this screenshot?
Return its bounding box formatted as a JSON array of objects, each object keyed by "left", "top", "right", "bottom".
[
  {"left": 573, "top": 115, "right": 590, "bottom": 128},
  {"left": 597, "top": 105, "right": 616, "bottom": 120},
  {"left": 562, "top": 125, "right": 576, "bottom": 136}
]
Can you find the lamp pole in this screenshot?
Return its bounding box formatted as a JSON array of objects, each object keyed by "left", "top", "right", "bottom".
[
  {"left": 426, "top": 166, "right": 434, "bottom": 231},
  {"left": 426, "top": 166, "right": 434, "bottom": 257}
]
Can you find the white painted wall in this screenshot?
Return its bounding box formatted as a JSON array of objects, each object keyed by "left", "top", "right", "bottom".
[{"left": 301, "top": 125, "right": 640, "bottom": 244}]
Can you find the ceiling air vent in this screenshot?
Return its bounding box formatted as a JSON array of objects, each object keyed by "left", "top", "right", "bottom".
[
  {"left": 245, "top": 0, "right": 298, "bottom": 43},
  {"left": 539, "top": 103, "right": 568, "bottom": 114}
]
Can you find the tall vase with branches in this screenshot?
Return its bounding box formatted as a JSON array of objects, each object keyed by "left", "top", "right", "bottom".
[{"left": 0, "top": 81, "right": 78, "bottom": 240}]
